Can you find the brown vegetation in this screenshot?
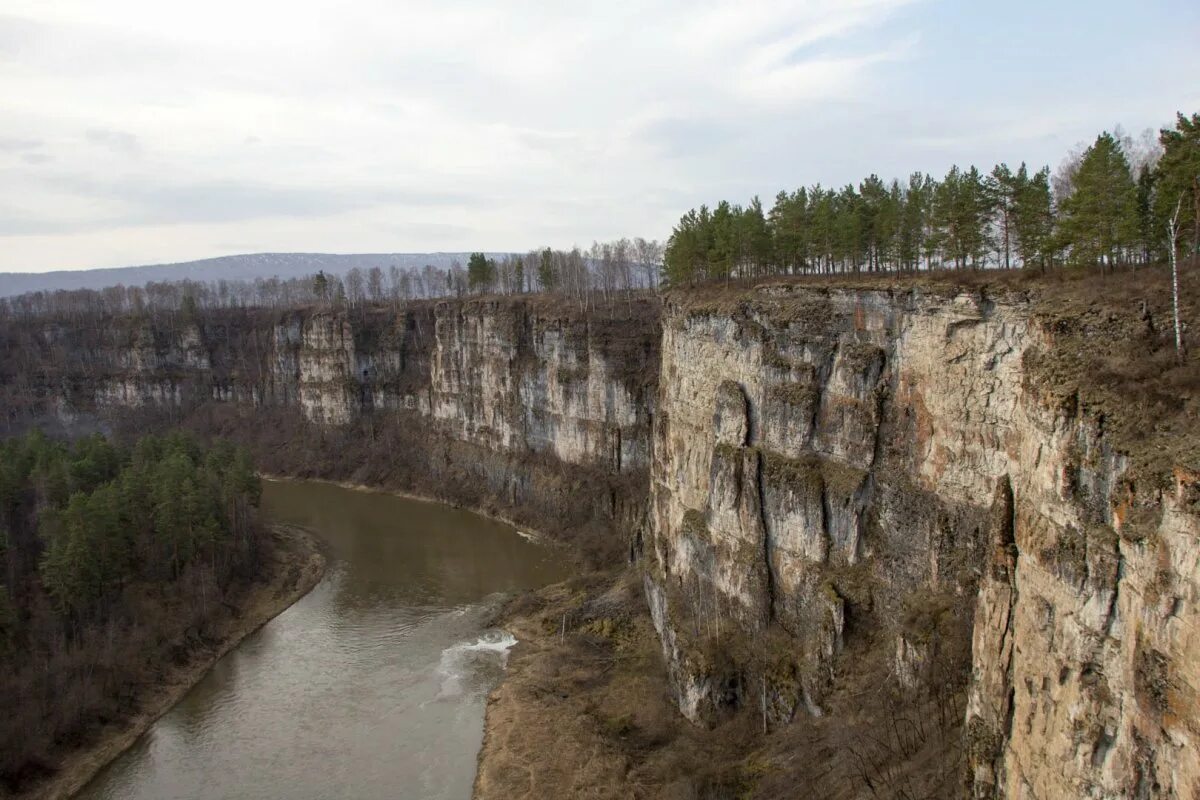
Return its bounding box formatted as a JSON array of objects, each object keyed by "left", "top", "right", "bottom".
[
  {"left": 477, "top": 568, "right": 970, "bottom": 800},
  {"left": 0, "top": 429, "right": 325, "bottom": 798}
]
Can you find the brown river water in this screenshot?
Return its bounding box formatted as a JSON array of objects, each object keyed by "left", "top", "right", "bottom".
[{"left": 76, "top": 480, "right": 569, "bottom": 800}]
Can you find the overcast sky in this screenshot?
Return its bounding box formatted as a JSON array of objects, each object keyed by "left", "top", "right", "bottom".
[{"left": 2, "top": 0, "right": 1198, "bottom": 273}]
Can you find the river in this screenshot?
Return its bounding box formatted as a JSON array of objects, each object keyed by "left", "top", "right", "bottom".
[{"left": 76, "top": 480, "right": 569, "bottom": 800}]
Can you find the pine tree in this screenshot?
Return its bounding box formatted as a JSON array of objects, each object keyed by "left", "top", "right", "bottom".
[
  {"left": 153, "top": 453, "right": 198, "bottom": 578},
  {"left": 811, "top": 187, "right": 836, "bottom": 273},
  {"left": 835, "top": 185, "right": 863, "bottom": 272},
  {"left": 934, "top": 167, "right": 965, "bottom": 268},
  {"left": 962, "top": 166, "right": 994, "bottom": 268},
  {"left": 312, "top": 271, "right": 329, "bottom": 302},
  {"left": 1012, "top": 165, "right": 1056, "bottom": 271},
  {"left": 1059, "top": 132, "right": 1138, "bottom": 270},
  {"left": 467, "top": 253, "right": 494, "bottom": 293},
  {"left": 39, "top": 507, "right": 80, "bottom": 614},
  {"left": 1155, "top": 112, "right": 1200, "bottom": 263},
  {"left": 858, "top": 175, "right": 888, "bottom": 271},
  {"left": 537, "top": 248, "right": 558, "bottom": 292},
  {"left": 84, "top": 483, "right": 130, "bottom": 595},
  {"left": 989, "top": 164, "right": 1018, "bottom": 269},
  {"left": 898, "top": 173, "right": 930, "bottom": 271},
  {"left": 664, "top": 209, "right": 704, "bottom": 286},
  {"left": 768, "top": 190, "right": 807, "bottom": 273},
  {"left": 1136, "top": 166, "right": 1158, "bottom": 264},
  {"left": 709, "top": 201, "right": 738, "bottom": 281},
  {"left": 742, "top": 197, "right": 772, "bottom": 278},
  {"left": 879, "top": 179, "right": 904, "bottom": 270}
]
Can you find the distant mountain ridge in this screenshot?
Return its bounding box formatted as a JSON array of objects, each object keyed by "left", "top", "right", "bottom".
[{"left": 0, "top": 252, "right": 512, "bottom": 297}]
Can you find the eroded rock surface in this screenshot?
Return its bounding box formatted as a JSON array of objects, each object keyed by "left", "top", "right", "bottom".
[{"left": 644, "top": 286, "right": 1199, "bottom": 798}]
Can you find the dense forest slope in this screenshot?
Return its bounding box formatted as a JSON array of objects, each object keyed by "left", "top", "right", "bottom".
[
  {"left": 0, "top": 432, "right": 324, "bottom": 798},
  {"left": 1, "top": 269, "right": 1197, "bottom": 798}
]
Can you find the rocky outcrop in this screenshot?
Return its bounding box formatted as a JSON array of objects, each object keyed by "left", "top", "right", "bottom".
[
  {"left": 968, "top": 451, "right": 1200, "bottom": 799},
  {"left": 430, "top": 301, "right": 653, "bottom": 473},
  {"left": 644, "top": 284, "right": 1200, "bottom": 799},
  {"left": 644, "top": 289, "right": 993, "bottom": 723}
]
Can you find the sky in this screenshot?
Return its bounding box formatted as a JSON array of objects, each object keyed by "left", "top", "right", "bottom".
[{"left": 1, "top": 0, "right": 1198, "bottom": 273}]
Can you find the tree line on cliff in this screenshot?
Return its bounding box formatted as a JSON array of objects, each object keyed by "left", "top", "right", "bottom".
[
  {"left": 662, "top": 112, "right": 1200, "bottom": 283},
  {"left": 2, "top": 110, "right": 1196, "bottom": 320},
  {"left": 0, "top": 236, "right": 666, "bottom": 319},
  {"left": 0, "top": 430, "right": 265, "bottom": 789}
]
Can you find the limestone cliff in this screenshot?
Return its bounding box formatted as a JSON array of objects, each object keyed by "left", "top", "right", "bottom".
[
  {"left": 642, "top": 283, "right": 1199, "bottom": 799},
  {"left": 0, "top": 298, "right": 659, "bottom": 551}
]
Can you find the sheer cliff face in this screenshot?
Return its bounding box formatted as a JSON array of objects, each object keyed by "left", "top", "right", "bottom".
[
  {"left": 429, "top": 302, "right": 653, "bottom": 472},
  {"left": 0, "top": 299, "right": 659, "bottom": 545},
  {"left": 10, "top": 301, "right": 657, "bottom": 476},
  {"left": 644, "top": 285, "right": 1199, "bottom": 799}
]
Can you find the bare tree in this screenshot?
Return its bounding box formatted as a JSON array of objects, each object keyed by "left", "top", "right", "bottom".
[
  {"left": 634, "top": 237, "right": 663, "bottom": 290},
  {"left": 367, "top": 267, "right": 384, "bottom": 303},
  {"left": 613, "top": 237, "right": 633, "bottom": 291},
  {"left": 344, "top": 268, "right": 366, "bottom": 308},
  {"left": 448, "top": 261, "right": 466, "bottom": 298},
  {"left": 423, "top": 264, "right": 445, "bottom": 298},
  {"left": 1170, "top": 195, "right": 1186, "bottom": 363},
  {"left": 1052, "top": 142, "right": 1087, "bottom": 205}
]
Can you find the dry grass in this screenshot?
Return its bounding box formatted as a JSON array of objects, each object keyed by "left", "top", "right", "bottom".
[
  {"left": 477, "top": 568, "right": 968, "bottom": 800},
  {"left": 1022, "top": 263, "right": 1200, "bottom": 492}
]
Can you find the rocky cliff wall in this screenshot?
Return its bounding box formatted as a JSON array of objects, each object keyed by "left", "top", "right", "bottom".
[
  {"left": 2, "top": 282, "right": 1196, "bottom": 799},
  {"left": 643, "top": 283, "right": 1199, "bottom": 799},
  {"left": 0, "top": 298, "right": 660, "bottom": 553}
]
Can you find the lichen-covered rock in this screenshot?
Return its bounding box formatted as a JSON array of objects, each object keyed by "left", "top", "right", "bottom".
[{"left": 646, "top": 289, "right": 997, "bottom": 724}]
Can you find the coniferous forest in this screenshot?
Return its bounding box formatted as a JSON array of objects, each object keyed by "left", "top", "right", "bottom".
[
  {"left": 0, "top": 431, "right": 264, "bottom": 789},
  {"left": 662, "top": 112, "right": 1200, "bottom": 284}
]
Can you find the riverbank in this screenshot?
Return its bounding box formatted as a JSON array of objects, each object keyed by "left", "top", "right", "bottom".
[
  {"left": 16, "top": 524, "right": 326, "bottom": 800},
  {"left": 474, "top": 570, "right": 649, "bottom": 799},
  {"left": 264, "top": 475, "right": 655, "bottom": 796},
  {"left": 262, "top": 474, "right": 563, "bottom": 549},
  {"left": 261, "top": 476, "right": 657, "bottom": 796},
  {"left": 260, "top": 479, "right": 763, "bottom": 797},
  {"left": 471, "top": 569, "right": 759, "bottom": 799}
]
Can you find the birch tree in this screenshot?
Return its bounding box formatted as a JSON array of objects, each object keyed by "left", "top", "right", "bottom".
[{"left": 1169, "top": 196, "right": 1186, "bottom": 362}]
